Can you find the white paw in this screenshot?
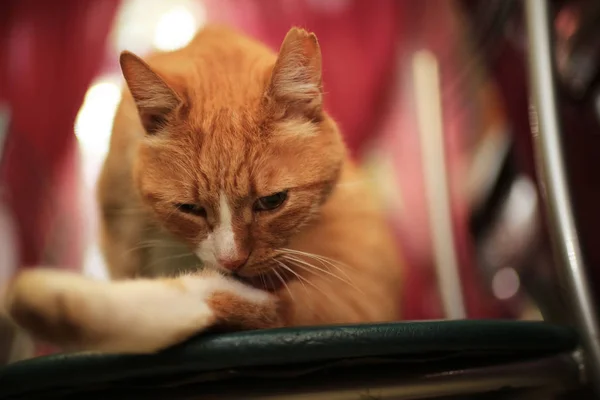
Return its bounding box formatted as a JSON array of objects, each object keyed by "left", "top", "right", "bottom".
[{"left": 181, "top": 272, "right": 274, "bottom": 305}]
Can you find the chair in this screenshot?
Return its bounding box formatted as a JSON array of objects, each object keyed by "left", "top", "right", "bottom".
[{"left": 0, "top": 322, "right": 583, "bottom": 399}]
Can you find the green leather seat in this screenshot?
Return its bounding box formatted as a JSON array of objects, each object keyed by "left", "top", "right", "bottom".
[{"left": 0, "top": 320, "right": 582, "bottom": 399}]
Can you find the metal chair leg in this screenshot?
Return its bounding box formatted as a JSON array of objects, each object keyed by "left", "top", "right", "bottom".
[{"left": 525, "top": 0, "right": 600, "bottom": 392}]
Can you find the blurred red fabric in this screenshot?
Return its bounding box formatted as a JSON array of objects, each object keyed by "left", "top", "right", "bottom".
[
  {"left": 0, "top": 0, "right": 121, "bottom": 270},
  {"left": 0, "top": 0, "right": 120, "bottom": 355}
]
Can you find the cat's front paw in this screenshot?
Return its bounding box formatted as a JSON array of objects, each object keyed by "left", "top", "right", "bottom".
[
  {"left": 190, "top": 271, "right": 284, "bottom": 330},
  {"left": 5, "top": 268, "right": 282, "bottom": 353},
  {"left": 5, "top": 269, "right": 93, "bottom": 349}
]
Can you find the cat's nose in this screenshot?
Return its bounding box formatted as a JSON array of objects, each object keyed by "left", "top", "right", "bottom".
[{"left": 218, "top": 255, "right": 249, "bottom": 271}]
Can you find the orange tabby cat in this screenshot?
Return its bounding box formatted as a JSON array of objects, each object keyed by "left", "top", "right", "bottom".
[{"left": 5, "top": 26, "right": 402, "bottom": 353}]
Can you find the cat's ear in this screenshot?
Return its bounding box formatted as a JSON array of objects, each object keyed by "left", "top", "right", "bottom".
[
  {"left": 120, "top": 51, "right": 183, "bottom": 134},
  {"left": 268, "top": 27, "right": 323, "bottom": 119}
]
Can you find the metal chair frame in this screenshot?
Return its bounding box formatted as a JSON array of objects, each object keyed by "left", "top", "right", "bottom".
[{"left": 526, "top": 0, "right": 600, "bottom": 393}]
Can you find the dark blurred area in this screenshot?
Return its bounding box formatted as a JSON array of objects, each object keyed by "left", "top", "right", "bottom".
[{"left": 1, "top": 0, "right": 600, "bottom": 364}]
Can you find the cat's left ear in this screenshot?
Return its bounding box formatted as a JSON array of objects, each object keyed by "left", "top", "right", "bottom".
[
  {"left": 267, "top": 27, "right": 323, "bottom": 120},
  {"left": 120, "top": 51, "right": 183, "bottom": 134}
]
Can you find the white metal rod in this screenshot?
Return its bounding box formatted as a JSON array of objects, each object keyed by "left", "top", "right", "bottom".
[
  {"left": 413, "top": 50, "right": 467, "bottom": 320},
  {"left": 525, "top": 0, "right": 600, "bottom": 389}
]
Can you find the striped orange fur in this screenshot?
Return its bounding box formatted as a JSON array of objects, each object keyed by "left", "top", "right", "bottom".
[{"left": 5, "top": 26, "right": 402, "bottom": 353}]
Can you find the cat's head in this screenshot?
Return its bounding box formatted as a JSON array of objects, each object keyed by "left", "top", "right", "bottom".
[{"left": 121, "top": 27, "right": 345, "bottom": 278}]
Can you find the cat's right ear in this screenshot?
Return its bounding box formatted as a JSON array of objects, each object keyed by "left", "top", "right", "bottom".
[{"left": 119, "top": 51, "right": 183, "bottom": 134}]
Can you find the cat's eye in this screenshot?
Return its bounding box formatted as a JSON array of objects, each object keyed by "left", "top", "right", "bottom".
[
  {"left": 253, "top": 191, "right": 288, "bottom": 212},
  {"left": 176, "top": 203, "right": 207, "bottom": 218}
]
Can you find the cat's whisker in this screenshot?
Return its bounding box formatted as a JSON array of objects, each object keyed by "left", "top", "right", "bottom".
[
  {"left": 146, "top": 252, "right": 198, "bottom": 269},
  {"left": 271, "top": 262, "right": 294, "bottom": 301},
  {"left": 259, "top": 273, "right": 268, "bottom": 291},
  {"left": 273, "top": 259, "right": 308, "bottom": 295},
  {"left": 278, "top": 248, "right": 350, "bottom": 268},
  {"left": 285, "top": 249, "right": 353, "bottom": 269},
  {"left": 266, "top": 273, "right": 277, "bottom": 293},
  {"left": 276, "top": 260, "right": 329, "bottom": 299},
  {"left": 280, "top": 254, "right": 337, "bottom": 283},
  {"left": 173, "top": 264, "right": 202, "bottom": 278},
  {"left": 277, "top": 249, "right": 364, "bottom": 295},
  {"left": 281, "top": 255, "right": 363, "bottom": 295},
  {"left": 122, "top": 241, "right": 188, "bottom": 256},
  {"left": 273, "top": 260, "right": 318, "bottom": 313},
  {"left": 280, "top": 251, "right": 338, "bottom": 274},
  {"left": 309, "top": 256, "right": 354, "bottom": 284},
  {"left": 278, "top": 248, "right": 355, "bottom": 281},
  {"left": 280, "top": 256, "right": 334, "bottom": 288}
]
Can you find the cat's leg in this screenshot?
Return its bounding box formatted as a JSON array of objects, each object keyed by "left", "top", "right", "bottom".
[{"left": 4, "top": 269, "right": 281, "bottom": 353}]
